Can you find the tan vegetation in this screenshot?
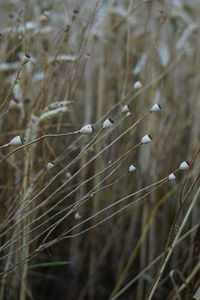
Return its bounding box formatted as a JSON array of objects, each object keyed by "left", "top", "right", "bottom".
[{"left": 0, "top": 0, "right": 199, "bottom": 299}]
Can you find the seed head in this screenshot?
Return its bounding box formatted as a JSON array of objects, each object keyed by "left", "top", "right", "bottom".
[
  {"left": 22, "top": 53, "right": 31, "bottom": 65},
  {"left": 46, "top": 162, "right": 55, "bottom": 170},
  {"left": 141, "top": 134, "right": 152, "bottom": 144},
  {"left": 75, "top": 212, "right": 81, "bottom": 220},
  {"left": 79, "top": 124, "right": 94, "bottom": 135},
  {"left": 150, "top": 103, "right": 161, "bottom": 112},
  {"left": 128, "top": 165, "right": 136, "bottom": 172},
  {"left": 66, "top": 172, "right": 72, "bottom": 178},
  {"left": 125, "top": 111, "right": 132, "bottom": 117},
  {"left": 9, "top": 136, "right": 24, "bottom": 146},
  {"left": 133, "top": 81, "right": 142, "bottom": 89},
  {"left": 179, "top": 161, "right": 190, "bottom": 170},
  {"left": 168, "top": 173, "right": 176, "bottom": 181},
  {"left": 122, "top": 104, "right": 130, "bottom": 113},
  {"left": 103, "top": 118, "right": 113, "bottom": 129}
]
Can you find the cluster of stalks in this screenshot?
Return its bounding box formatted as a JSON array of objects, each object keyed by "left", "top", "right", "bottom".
[{"left": 0, "top": 0, "right": 199, "bottom": 299}]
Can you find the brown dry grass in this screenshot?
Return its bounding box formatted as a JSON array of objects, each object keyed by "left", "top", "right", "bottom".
[{"left": 0, "top": 1, "right": 199, "bottom": 299}]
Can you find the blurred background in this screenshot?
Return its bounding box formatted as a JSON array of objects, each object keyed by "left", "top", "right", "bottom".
[{"left": 0, "top": 0, "right": 199, "bottom": 299}]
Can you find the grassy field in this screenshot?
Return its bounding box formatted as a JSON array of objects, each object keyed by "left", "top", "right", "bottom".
[{"left": 0, "top": 0, "right": 199, "bottom": 299}]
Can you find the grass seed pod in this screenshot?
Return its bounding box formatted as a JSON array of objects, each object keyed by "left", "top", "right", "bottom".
[
  {"left": 75, "top": 212, "right": 81, "bottom": 220},
  {"left": 22, "top": 53, "right": 31, "bottom": 65},
  {"left": 168, "top": 173, "right": 176, "bottom": 181},
  {"left": 179, "top": 161, "right": 190, "bottom": 170},
  {"left": 193, "top": 286, "right": 200, "bottom": 300},
  {"left": 150, "top": 103, "right": 161, "bottom": 112},
  {"left": 79, "top": 124, "right": 94, "bottom": 134},
  {"left": 103, "top": 118, "right": 113, "bottom": 129},
  {"left": 9, "top": 136, "right": 24, "bottom": 146},
  {"left": 46, "top": 162, "right": 55, "bottom": 170},
  {"left": 128, "top": 165, "right": 136, "bottom": 172},
  {"left": 122, "top": 104, "right": 130, "bottom": 113},
  {"left": 133, "top": 81, "right": 142, "bottom": 89},
  {"left": 141, "top": 134, "right": 152, "bottom": 144},
  {"left": 125, "top": 112, "right": 131, "bottom": 117}
]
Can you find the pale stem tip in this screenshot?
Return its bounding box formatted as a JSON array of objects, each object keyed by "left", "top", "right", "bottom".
[
  {"left": 150, "top": 103, "right": 161, "bottom": 112},
  {"left": 9, "top": 136, "right": 24, "bottom": 146},
  {"left": 122, "top": 104, "right": 130, "bottom": 113},
  {"left": 75, "top": 212, "right": 81, "bottom": 220},
  {"left": 46, "top": 162, "right": 55, "bottom": 170},
  {"left": 141, "top": 134, "right": 152, "bottom": 144},
  {"left": 168, "top": 173, "right": 176, "bottom": 181},
  {"left": 129, "top": 165, "right": 136, "bottom": 172},
  {"left": 103, "top": 118, "right": 114, "bottom": 129},
  {"left": 79, "top": 124, "right": 94, "bottom": 135},
  {"left": 133, "top": 81, "right": 142, "bottom": 89},
  {"left": 179, "top": 161, "right": 190, "bottom": 170}
]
